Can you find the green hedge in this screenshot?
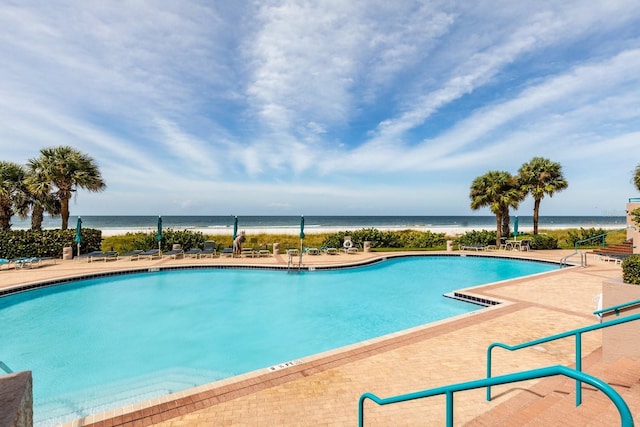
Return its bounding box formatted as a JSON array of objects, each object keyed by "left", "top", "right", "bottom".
[
  {"left": 566, "top": 227, "right": 608, "bottom": 247},
  {"left": 101, "top": 229, "right": 209, "bottom": 253},
  {"left": 0, "top": 228, "right": 102, "bottom": 259},
  {"left": 622, "top": 255, "right": 640, "bottom": 285},
  {"left": 456, "top": 230, "right": 497, "bottom": 247},
  {"left": 529, "top": 234, "right": 558, "bottom": 250},
  {"left": 320, "top": 228, "right": 446, "bottom": 249}
]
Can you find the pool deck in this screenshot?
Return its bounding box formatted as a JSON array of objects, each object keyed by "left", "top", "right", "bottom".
[{"left": 0, "top": 249, "right": 624, "bottom": 426}]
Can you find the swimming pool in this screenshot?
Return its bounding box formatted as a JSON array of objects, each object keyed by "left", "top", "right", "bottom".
[{"left": 0, "top": 255, "right": 557, "bottom": 425}]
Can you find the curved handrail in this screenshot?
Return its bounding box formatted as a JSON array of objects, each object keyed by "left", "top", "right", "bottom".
[
  {"left": 594, "top": 298, "right": 640, "bottom": 317},
  {"left": 0, "top": 360, "right": 12, "bottom": 374},
  {"left": 560, "top": 250, "right": 586, "bottom": 267},
  {"left": 487, "top": 312, "right": 640, "bottom": 406},
  {"left": 359, "top": 365, "right": 633, "bottom": 427}
]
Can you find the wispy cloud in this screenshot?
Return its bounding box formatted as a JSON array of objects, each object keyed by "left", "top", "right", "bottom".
[{"left": 1, "top": 1, "right": 639, "bottom": 215}]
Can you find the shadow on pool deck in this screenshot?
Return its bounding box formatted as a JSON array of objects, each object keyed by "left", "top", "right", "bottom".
[{"left": 0, "top": 250, "right": 624, "bottom": 426}]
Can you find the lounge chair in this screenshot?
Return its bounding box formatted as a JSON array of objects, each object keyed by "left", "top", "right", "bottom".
[
  {"left": 258, "top": 249, "right": 271, "bottom": 257},
  {"left": 221, "top": 247, "right": 233, "bottom": 257},
  {"left": 162, "top": 249, "right": 184, "bottom": 259},
  {"left": 0, "top": 258, "right": 12, "bottom": 270},
  {"left": 184, "top": 248, "right": 202, "bottom": 258},
  {"left": 324, "top": 247, "right": 339, "bottom": 255},
  {"left": 117, "top": 250, "right": 143, "bottom": 261},
  {"left": 305, "top": 248, "right": 320, "bottom": 255},
  {"left": 344, "top": 247, "right": 359, "bottom": 255},
  {"left": 138, "top": 249, "right": 161, "bottom": 260},
  {"left": 76, "top": 251, "right": 104, "bottom": 261},
  {"left": 88, "top": 251, "right": 118, "bottom": 262},
  {"left": 241, "top": 248, "right": 257, "bottom": 257},
  {"left": 201, "top": 241, "right": 217, "bottom": 258},
  {"left": 459, "top": 244, "right": 487, "bottom": 251},
  {"left": 286, "top": 248, "right": 299, "bottom": 256},
  {"left": 14, "top": 257, "right": 53, "bottom": 269}
]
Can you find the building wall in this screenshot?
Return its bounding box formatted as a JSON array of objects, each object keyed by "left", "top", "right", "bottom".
[
  {"left": 602, "top": 279, "right": 640, "bottom": 363},
  {"left": 0, "top": 371, "right": 33, "bottom": 427}
]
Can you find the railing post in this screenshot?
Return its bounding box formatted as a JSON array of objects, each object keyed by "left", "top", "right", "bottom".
[
  {"left": 486, "top": 346, "right": 493, "bottom": 401},
  {"left": 446, "top": 390, "right": 454, "bottom": 427},
  {"left": 576, "top": 332, "right": 582, "bottom": 406}
]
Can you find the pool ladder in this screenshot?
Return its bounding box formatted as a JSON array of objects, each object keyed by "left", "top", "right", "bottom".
[{"left": 287, "top": 252, "right": 303, "bottom": 273}]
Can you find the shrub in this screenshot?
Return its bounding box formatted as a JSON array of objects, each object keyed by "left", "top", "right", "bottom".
[
  {"left": 395, "top": 230, "right": 447, "bottom": 249},
  {"left": 566, "top": 227, "right": 608, "bottom": 247},
  {"left": 455, "top": 230, "right": 497, "bottom": 247},
  {"left": 319, "top": 228, "right": 445, "bottom": 249},
  {"left": 0, "top": 228, "right": 102, "bottom": 258},
  {"left": 622, "top": 255, "right": 640, "bottom": 285},
  {"left": 529, "top": 234, "right": 558, "bottom": 250},
  {"left": 101, "top": 229, "right": 208, "bottom": 253}
]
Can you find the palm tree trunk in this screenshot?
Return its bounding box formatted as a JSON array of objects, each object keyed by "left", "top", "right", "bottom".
[
  {"left": 61, "top": 196, "right": 70, "bottom": 230},
  {"left": 31, "top": 205, "right": 44, "bottom": 230},
  {"left": 533, "top": 198, "right": 541, "bottom": 235},
  {"left": 501, "top": 208, "right": 511, "bottom": 238},
  {"left": 495, "top": 212, "right": 502, "bottom": 246},
  {"left": 0, "top": 204, "right": 11, "bottom": 231}
]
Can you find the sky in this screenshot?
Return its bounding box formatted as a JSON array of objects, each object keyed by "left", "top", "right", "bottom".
[{"left": 1, "top": 1, "right": 639, "bottom": 217}]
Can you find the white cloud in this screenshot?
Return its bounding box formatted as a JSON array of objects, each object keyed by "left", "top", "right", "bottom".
[{"left": 1, "top": 1, "right": 639, "bottom": 215}]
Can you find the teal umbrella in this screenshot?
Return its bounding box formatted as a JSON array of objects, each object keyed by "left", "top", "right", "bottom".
[
  {"left": 299, "top": 215, "right": 305, "bottom": 254},
  {"left": 514, "top": 216, "right": 519, "bottom": 239},
  {"left": 232, "top": 216, "right": 238, "bottom": 241},
  {"left": 74, "top": 217, "right": 83, "bottom": 256},
  {"left": 156, "top": 216, "right": 163, "bottom": 252}
]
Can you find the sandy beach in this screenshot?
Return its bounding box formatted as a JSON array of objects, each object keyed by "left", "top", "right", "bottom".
[{"left": 97, "top": 224, "right": 624, "bottom": 237}]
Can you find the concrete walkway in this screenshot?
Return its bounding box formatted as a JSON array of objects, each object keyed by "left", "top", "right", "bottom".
[{"left": 0, "top": 249, "right": 623, "bottom": 426}]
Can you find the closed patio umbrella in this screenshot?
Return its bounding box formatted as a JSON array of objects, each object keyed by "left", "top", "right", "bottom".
[
  {"left": 232, "top": 216, "right": 238, "bottom": 242},
  {"left": 299, "top": 215, "right": 305, "bottom": 254},
  {"left": 513, "top": 216, "right": 519, "bottom": 240},
  {"left": 157, "top": 216, "right": 163, "bottom": 253},
  {"left": 74, "top": 217, "right": 83, "bottom": 257}
]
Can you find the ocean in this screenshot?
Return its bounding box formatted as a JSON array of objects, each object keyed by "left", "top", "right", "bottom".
[{"left": 8, "top": 215, "right": 628, "bottom": 235}]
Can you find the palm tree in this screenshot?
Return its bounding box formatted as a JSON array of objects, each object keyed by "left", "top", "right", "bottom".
[
  {"left": 28, "top": 146, "right": 106, "bottom": 230},
  {"left": 634, "top": 163, "right": 640, "bottom": 192},
  {"left": 470, "top": 171, "right": 524, "bottom": 246},
  {"left": 0, "top": 161, "right": 28, "bottom": 231},
  {"left": 518, "top": 157, "right": 568, "bottom": 235},
  {"left": 24, "top": 158, "right": 61, "bottom": 230}
]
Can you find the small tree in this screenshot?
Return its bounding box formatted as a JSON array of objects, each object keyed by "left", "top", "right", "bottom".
[
  {"left": 518, "top": 157, "right": 568, "bottom": 235},
  {"left": 470, "top": 171, "right": 524, "bottom": 246},
  {"left": 28, "top": 146, "right": 106, "bottom": 230},
  {"left": 0, "top": 161, "right": 28, "bottom": 231},
  {"left": 634, "top": 163, "right": 640, "bottom": 192}
]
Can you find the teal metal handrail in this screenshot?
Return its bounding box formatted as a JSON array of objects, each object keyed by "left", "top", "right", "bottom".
[
  {"left": 573, "top": 227, "right": 631, "bottom": 250},
  {"left": 487, "top": 312, "right": 640, "bottom": 406},
  {"left": 0, "top": 361, "right": 12, "bottom": 374},
  {"left": 594, "top": 298, "right": 640, "bottom": 317},
  {"left": 358, "top": 365, "right": 632, "bottom": 427}
]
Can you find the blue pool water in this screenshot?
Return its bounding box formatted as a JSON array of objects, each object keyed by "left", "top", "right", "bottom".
[{"left": 0, "top": 256, "right": 557, "bottom": 425}]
